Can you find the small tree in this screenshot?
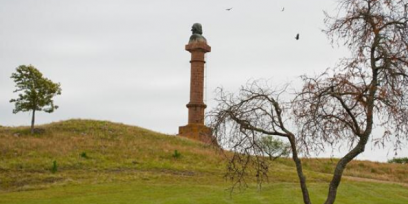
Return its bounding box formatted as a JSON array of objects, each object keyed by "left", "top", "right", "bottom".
[
  {"left": 10, "top": 65, "right": 62, "bottom": 134},
  {"left": 210, "top": 82, "right": 312, "bottom": 202},
  {"left": 258, "top": 135, "right": 290, "bottom": 159}
]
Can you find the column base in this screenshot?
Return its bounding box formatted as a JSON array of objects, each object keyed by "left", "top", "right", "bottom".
[{"left": 178, "top": 124, "right": 216, "bottom": 145}]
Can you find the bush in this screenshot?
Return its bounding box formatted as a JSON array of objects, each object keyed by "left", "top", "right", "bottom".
[{"left": 388, "top": 157, "right": 408, "bottom": 164}]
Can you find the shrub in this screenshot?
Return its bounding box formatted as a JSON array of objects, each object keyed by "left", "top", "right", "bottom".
[{"left": 388, "top": 157, "right": 408, "bottom": 164}]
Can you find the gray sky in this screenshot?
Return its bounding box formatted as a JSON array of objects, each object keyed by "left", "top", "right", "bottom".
[{"left": 1, "top": 0, "right": 406, "bottom": 161}]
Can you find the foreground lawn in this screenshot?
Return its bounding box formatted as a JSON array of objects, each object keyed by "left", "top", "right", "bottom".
[{"left": 1, "top": 179, "right": 407, "bottom": 204}]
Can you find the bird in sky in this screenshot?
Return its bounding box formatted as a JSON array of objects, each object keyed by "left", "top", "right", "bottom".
[
  {"left": 282, "top": 7, "right": 285, "bottom": 12},
  {"left": 295, "top": 33, "right": 300, "bottom": 40},
  {"left": 226, "top": 7, "right": 233, "bottom": 11}
]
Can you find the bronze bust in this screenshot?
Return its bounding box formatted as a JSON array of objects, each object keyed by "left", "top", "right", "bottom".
[{"left": 189, "top": 23, "right": 207, "bottom": 44}]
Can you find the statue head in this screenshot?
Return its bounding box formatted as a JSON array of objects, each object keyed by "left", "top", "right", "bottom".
[
  {"left": 189, "top": 23, "right": 206, "bottom": 43},
  {"left": 191, "top": 23, "right": 203, "bottom": 35}
]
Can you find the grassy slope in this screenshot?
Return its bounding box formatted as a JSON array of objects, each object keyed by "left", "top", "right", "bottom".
[{"left": 0, "top": 119, "right": 407, "bottom": 204}]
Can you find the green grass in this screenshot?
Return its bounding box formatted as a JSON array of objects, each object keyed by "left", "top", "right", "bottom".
[
  {"left": 1, "top": 180, "right": 407, "bottom": 204},
  {"left": 0, "top": 119, "right": 407, "bottom": 203}
]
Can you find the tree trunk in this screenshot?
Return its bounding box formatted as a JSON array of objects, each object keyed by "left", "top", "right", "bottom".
[
  {"left": 324, "top": 136, "right": 369, "bottom": 204},
  {"left": 289, "top": 135, "right": 312, "bottom": 204},
  {"left": 31, "top": 109, "right": 35, "bottom": 134},
  {"left": 324, "top": 37, "right": 378, "bottom": 203}
]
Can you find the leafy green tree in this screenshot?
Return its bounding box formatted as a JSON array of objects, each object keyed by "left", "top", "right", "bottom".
[
  {"left": 258, "top": 136, "right": 290, "bottom": 159},
  {"left": 10, "top": 65, "right": 62, "bottom": 134}
]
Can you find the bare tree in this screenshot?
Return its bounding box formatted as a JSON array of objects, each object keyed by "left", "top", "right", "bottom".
[
  {"left": 210, "top": 0, "right": 408, "bottom": 204},
  {"left": 305, "top": 0, "right": 408, "bottom": 203},
  {"left": 210, "top": 82, "right": 312, "bottom": 203}
]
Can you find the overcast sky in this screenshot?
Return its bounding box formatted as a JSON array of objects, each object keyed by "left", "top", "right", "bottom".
[{"left": 0, "top": 0, "right": 406, "bottom": 161}]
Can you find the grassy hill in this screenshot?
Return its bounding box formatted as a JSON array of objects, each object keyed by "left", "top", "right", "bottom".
[{"left": 0, "top": 119, "right": 407, "bottom": 204}]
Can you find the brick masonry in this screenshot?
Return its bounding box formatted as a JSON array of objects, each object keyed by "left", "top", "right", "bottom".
[{"left": 179, "top": 41, "right": 215, "bottom": 144}]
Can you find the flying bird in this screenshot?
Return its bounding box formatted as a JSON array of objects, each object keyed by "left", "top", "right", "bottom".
[
  {"left": 295, "top": 33, "right": 300, "bottom": 40},
  {"left": 226, "top": 7, "right": 233, "bottom": 11},
  {"left": 282, "top": 7, "right": 285, "bottom": 12}
]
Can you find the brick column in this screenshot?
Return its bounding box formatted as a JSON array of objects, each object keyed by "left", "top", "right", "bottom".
[
  {"left": 179, "top": 41, "right": 214, "bottom": 144},
  {"left": 186, "top": 42, "right": 210, "bottom": 124}
]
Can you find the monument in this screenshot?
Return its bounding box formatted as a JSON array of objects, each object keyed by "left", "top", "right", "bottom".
[{"left": 179, "top": 23, "right": 214, "bottom": 144}]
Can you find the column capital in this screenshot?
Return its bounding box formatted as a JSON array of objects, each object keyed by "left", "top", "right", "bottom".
[{"left": 185, "top": 42, "right": 211, "bottom": 53}]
